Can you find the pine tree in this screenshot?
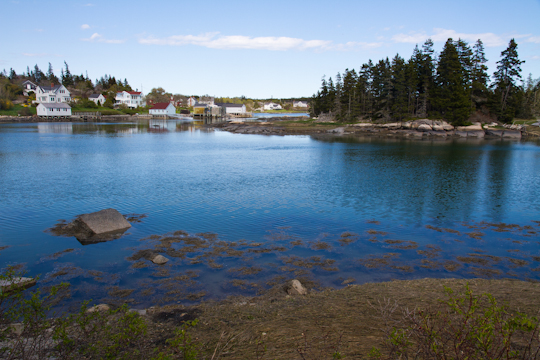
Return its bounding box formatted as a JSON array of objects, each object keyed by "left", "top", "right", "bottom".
[
  {"left": 434, "top": 38, "right": 471, "bottom": 125},
  {"left": 418, "top": 39, "right": 436, "bottom": 117},
  {"left": 62, "top": 61, "right": 74, "bottom": 86},
  {"left": 492, "top": 39, "right": 525, "bottom": 122},
  {"left": 471, "top": 39, "right": 489, "bottom": 108},
  {"left": 391, "top": 54, "right": 408, "bottom": 121},
  {"left": 46, "top": 63, "right": 60, "bottom": 84}
]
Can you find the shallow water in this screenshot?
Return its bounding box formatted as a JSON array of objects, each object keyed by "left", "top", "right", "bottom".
[{"left": 1, "top": 120, "right": 539, "bottom": 309}]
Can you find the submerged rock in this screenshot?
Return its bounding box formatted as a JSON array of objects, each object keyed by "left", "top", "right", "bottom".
[
  {"left": 0, "top": 277, "right": 36, "bottom": 293},
  {"left": 152, "top": 255, "right": 169, "bottom": 265}
]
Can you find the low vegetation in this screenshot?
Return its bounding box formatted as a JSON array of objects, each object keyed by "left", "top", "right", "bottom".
[{"left": 3, "top": 265, "right": 540, "bottom": 359}]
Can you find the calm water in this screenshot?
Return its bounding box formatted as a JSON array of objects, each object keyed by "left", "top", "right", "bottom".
[{"left": 1, "top": 120, "right": 540, "bottom": 309}]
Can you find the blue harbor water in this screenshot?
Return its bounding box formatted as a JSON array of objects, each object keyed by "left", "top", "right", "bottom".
[{"left": 1, "top": 120, "right": 540, "bottom": 309}]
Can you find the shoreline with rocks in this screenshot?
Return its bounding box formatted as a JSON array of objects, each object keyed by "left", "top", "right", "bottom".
[{"left": 211, "top": 118, "right": 532, "bottom": 139}]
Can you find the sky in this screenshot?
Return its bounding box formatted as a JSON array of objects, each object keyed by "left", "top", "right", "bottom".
[{"left": 1, "top": 0, "right": 539, "bottom": 99}]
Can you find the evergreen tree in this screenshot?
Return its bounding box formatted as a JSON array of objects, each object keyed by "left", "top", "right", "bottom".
[
  {"left": 391, "top": 54, "right": 408, "bottom": 121},
  {"left": 471, "top": 39, "right": 489, "bottom": 108},
  {"left": 62, "top": 61, "right": 74, "bottom": 86},
  {"left": 33, "top": 64, "right": 45, "bottom": 84},
  {"left": 418, "top": 39, "right": 436, "bottom": 117},
  {"left": 492, "top": 39, "right": 525, "bottom": 122},
  {"left": 46, "top": 62, "right": 60, "bottom": 84},
  {"left": 434, "top": 38, "right": 471, "bottom": 125}
]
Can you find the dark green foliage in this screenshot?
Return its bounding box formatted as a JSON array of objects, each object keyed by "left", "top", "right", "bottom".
[
  {"left": 492, "top": 39, "right": 526, "bottom": 122},
  {"left": 311, "top": 38, "right": 533, "bottom": 123},
  {"left": 433, "top": 39, "right": 471, "bottom": 125}
]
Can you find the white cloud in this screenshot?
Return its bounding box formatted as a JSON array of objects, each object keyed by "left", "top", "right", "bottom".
[
  {"left": 531, "top": 55, "right": 540, "bottom": 60},
  {"left": 82, "top": 3, "right": 94, "bottom": 6},
  {"left": 527, "top": 36, "right": 540, "bottom": 44},
  {"left": 81, "top": 24, "right": 90, "bottom": 30},
  {"left": 82, "top": 33, "right": 124, "bottom": 44},
  {"left": 22, "top": 53, "right": 62, "bottom": 57},
  {"left": 138, "top": 32, "right": 381, "bottom": 52},
  {"left": 392, "top": 28, "right": 531, "bottom": 47}
]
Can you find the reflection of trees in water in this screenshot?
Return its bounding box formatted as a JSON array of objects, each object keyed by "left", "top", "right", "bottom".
[{"left": 311, "top": 136, "right": 524, "bottom": 223}]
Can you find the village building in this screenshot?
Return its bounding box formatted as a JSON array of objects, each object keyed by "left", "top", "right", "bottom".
[
  {"left": 149, "top": 102, "right": 176, "bottom": 116},
  {"left": 34, "top": 85, "right": 71, "bottom": 104},
  {"left": 215, "top": 103, "right": 247, "bottom": 115},
  {"left": 115, "top": 91, "right": 143, "bottom": 108},
  {"left": 293, "top": 100, "right": 309, "bottom": 108},
  {"left": 197, "top": 96, "right": 215, "bottom": 106},
  {"left": 193, "top": 103, "right": 208, "bottom": 116},
  {"left": 89, "top": 94, "right": 106, "bottom": 106},
  {"left": 263, "top": 102, "right": 283, "bottom": 111},
  {"left": 22, "top": 80, "right": 37, "bottom": 96},
  {"left": 36, "top": 103, "right": 72, "bottom": 117},
  {"left": 187, "top": 97, "right": 197, "bottom": 107}
]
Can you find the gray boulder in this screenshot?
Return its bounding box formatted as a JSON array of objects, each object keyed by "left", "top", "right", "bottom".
[
  {"left": 152, "top": 255, "right": 169, "bottom": 265},
  {"left": 502, "top": 130, "right": 522, "bottom": 139},
  {"left": 77, "top": 209, "right": 131, "bottom": 235},
  {"left": 285, "top": 279, "right": 307, "bottom": 295},
  {"left": 418, "top": 124, "right": 432, "bottom": 132},
  {"left": 486, "top": 129, "right": 503, "bottom": 137}
]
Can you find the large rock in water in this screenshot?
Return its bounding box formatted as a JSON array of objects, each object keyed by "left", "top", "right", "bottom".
[
  {"left": 285, "top": 279, "right": 307, "bottom": 295},
  {"left": 53, "top": 208, "right": 132, "bottom": 245},
  {"left": 77, "top": 208, "right": 131, "bottom": 235}
]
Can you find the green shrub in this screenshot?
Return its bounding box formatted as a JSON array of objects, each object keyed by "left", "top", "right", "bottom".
[
  {"left": 0, "top": 99, "right": 14, "bottom": 110},
  {"left": 369, "top": 284, "right": 540, "bottom": 359}
]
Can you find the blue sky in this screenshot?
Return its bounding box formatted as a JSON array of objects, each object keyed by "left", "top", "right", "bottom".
[{"left": 2, "top": 0, "right": 539, "bottom": 98}]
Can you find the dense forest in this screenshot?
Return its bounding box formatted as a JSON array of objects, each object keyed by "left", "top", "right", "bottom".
[{"left": 310, "top": 38, "right": 540, "bottom": 125}]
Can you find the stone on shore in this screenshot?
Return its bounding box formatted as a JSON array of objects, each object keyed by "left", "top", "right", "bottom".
[
  {"left": 152, "top": 255, "right": 169, "bottom": 265},
  {"left": 442, "top": 124, "right": 455, "bottom": 131},
  {"left": 0, "top": 277, "right": 36, "bottom": 293},
  {"left": 486, "top": 129, "right": 504, "bottom": 137},
  {"left": 502, "top": 130, "right": 522, "bottom": 139},
  {"left": 87, "top": 304, "right": 110, "bottom": 313},
  {"left": 457, "top": 123, "right": 483, "bottom": 132},
  {"left": 467, "top": 130, "right": 485, "bottom": 138},
  {"left": 418, "top": 124, "right": 432, "bottom": 132},
  {"left": 285, "top": 279, "right": 307, "bottom": 295},
  {"left": 327, "top": 127, "right": 345, "bottom": 134},
  {"left": 77, "top": 208, "right": 131, "bottom": 235}
]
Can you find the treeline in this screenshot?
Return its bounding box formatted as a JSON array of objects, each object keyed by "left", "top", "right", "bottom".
[
  {"left": 310, "top": 38, "right": 540, "bottom": 124},
  {"left": 0, "top": 62, "right": 134, "bottom": 109}
]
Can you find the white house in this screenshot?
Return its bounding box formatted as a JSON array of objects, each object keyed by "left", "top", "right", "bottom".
[
  {"left": 88, "top": 94, "right": 106, "bottom": 106},
  {"left": 36, "top": 103, "right": 72, "bottom": 117},
  {"left": 216, "top": 103, "right": 246, "bottom": 115},
  {"left": 293, "top": 100, "right": 309, "bottom": 108},
  {"left": 149, "top": 102, "right": 176, "bottom": 116},
  {"left": 263, "top": 102, "right": 283, "bottom": 111},
  {"left": 35, "top": 85, "right": 71, "bottom": 104},
  {"left": 22, "top": 80, "right": 37, "bottom": 96},
  {"left": 115, "top": 91, "right": 143, "bottom": 108},
  {"left": 187, "top": 97, "right": 197, "bottom": 107}
]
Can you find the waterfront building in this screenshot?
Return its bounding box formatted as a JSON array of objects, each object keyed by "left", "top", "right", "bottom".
[
  {"left": 215, "top": 103, "right": 247, "bottom": 115},
  {"left": 36, "top": 102, "right": 72, "bottom": 117},
  {"left": 263, "top": 102, "right": 283, "bottom": 110},
  {"left": 293, "top": 100, "right": 309, "bottom": 108},
  {"left": 22, "top": 80, "right": 37, "bottom": 96},
  {"left": 149, "top": 102, "right": 176, "bottom": 116},
  {"left": 34, "top": 85, "right": 71, "bottom": 104},
  {"left": 115, "top": 91, "right": 143, "bottom": 108}
]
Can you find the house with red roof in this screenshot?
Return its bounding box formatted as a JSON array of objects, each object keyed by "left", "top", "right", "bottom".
[
  {"left": 115, "top": 90, "right": 144, "bottom": 109},
  {"left": 149, "top": 102, "right": 176, "bottom": 116}
]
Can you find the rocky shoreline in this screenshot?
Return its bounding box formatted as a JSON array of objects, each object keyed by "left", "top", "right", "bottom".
[{"left": 212, "top": 119, "right": 530, "bottom": 139}]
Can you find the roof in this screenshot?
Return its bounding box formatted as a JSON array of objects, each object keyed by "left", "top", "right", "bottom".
[
  {"left": 193, "top": 103, "right": 207, "bottom": 107},
  {"left": 150, "top": 102, "right": 173, "bottom": 110},
  {"left": 22, "top": 80, "right": 37, "bottom": 86},
  {"left": 38, "top": 103, "right": 71, "bottom": 109},
  {"left": 127, "top": 91, "right": 141, "bottom": 95},
  {"left": 39, "top": 85, "right": 62, "bottom": 91},
  {"left": 89, "top": 94, "right": 103, "bottom": 99},
  {"left": 215, "top": 103, "right": 244, "bottom": 108}
]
